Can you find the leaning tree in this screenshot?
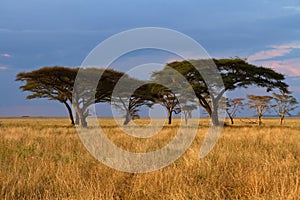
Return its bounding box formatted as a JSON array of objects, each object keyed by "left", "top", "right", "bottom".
[
  {"left": 16, "top": 66, "right": 78, "bottom": 125},
  {"left": 226, "top": 97, "right": 245, "bottom": 125},
  {"left": 161, "top": 58, "right": 289, "bottom": 126}
]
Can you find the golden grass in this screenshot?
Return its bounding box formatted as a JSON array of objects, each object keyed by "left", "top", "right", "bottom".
[{"left": 0, "top": 117, "right": 299, "bottom": 199}]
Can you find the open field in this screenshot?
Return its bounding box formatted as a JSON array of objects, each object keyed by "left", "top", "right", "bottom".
[{"left": 0, "top": 117, "right": 299, "bottom": 199}]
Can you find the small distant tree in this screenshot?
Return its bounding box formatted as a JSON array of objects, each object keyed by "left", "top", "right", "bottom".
[
  {"left": 226, "top": 98, "right": 245, "bottom": 124},
  {"left": 176, "top": 91, "right": 198, "bottom": 125},
  {"left": 272, "top": 91, "right": 298, "bottom": 125},
  {"left": 156, "top": 89, "right": 181, "bottom": 125},
  {"left": 181, "top": 104, "right": 197, "bottom": 125},
  {"left": 247, "top": 95, "right": 273, "bottom": 125}
]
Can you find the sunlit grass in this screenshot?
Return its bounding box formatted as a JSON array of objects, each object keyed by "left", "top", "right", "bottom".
[{"left": 0, "top": 117, "right": 299, "bottom": 199}]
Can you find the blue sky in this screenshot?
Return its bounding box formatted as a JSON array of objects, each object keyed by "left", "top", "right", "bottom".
[{"left": 0, "top": 0, "right": 300, "bottom": 116}]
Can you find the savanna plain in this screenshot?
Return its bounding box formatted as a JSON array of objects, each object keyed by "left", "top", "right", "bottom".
[{"left": 0, "top": 117, "right": 299, "bottom": 200}]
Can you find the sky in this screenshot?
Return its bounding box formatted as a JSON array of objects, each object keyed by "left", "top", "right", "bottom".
[{"left": 0, "top": 0, "right": 300, "bottom": 117}]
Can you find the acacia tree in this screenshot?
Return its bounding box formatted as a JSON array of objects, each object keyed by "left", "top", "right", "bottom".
[
  {"left": 73, "top": 68, "right": 125, "bottom": 127},
  {"left": 17, "top": 67, "right": 126, "bottom": 127},
  {"left": 159, "top": 89, "right": 181, "bottom": 125},
  {"left": 181, "top": 104, "right": 197, "bottom": 125},
  {"left": 152, "top": 66, "right": 198, "bottom": 125},
  {"left": 162, "top": 58, "right": 289, "bottom": 126},
  {"left": 247, "top": 94, "right": 273, "bottom": 125},
  {"left": 111, "top": 78, "right": 154, "bottom": 125},
  {"left": 226, "top": 98, "right": 245, "bottom": 124},
  {"left": 124, "top": 84, "right": 159, "bottom": 125},
  {"left": 16, "top": 66, "right": 78, "bottom": 125},
  {"left": 179, "top": 92, "right": 198, "bottom": 125},
  {"left": 272, "top": 91, "right": 298, "bottom": 125},
  {"left": 149, "top": 84, "right": 181, "bottom": 125}
]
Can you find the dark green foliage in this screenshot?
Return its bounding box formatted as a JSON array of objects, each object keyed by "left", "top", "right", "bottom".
[
  {"left": 157, "top": 58, "right": 289, "bottom": 125},
  {"left": 16, "top": 67, "right": 127, "bottom": 127},
  {"left": 16, "top": 66, "right": 78, "bottom": 125},
  {"left": 15, "top": 58, "right": 290, "bottom": 127}
]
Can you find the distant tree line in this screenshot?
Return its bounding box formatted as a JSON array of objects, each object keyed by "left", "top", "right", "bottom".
[
  {"left": 226, "top": 91, "right": 298, "bottom": 125},
  {"left": 16, "top": 58, "right": 297, "bottom": 127}
]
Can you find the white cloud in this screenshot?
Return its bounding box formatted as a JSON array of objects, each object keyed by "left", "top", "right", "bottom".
[
  {"left": 0, "top": 66, "right": 8, "bottom": 70},
  {"left": 0, "top": 53, "right": 11, "bottom": 58},
  {"left": 283, "top": 6, "right": 300, "bottom": 11}
]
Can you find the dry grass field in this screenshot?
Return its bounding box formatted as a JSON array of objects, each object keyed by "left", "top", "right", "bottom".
[{"left": 0, "top": 117, "right": 299, "bottom": 199}]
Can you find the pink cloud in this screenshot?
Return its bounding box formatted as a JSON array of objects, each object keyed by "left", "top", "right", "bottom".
[
  {"left": 271, "top": 43, "right": 300, "bottom": 49},
  {"left": 248, "top": 48, "right": 292, "bottom": 61},
  {"left": 254, "top": 58, "right": 300, "bottom": 76},
  {"left": 248, "top": 42, "right": 300, "bottom": 62}
]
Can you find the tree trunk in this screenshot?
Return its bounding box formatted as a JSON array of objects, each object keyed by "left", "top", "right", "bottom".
[
  {"left": 204, "top": 107, "right": 220, "bottom": 126},
  {"left": 123, "top": 112, "right": 131, "bottom": 125},
  {"left": 79, "top": 112, "right": 88, "bottom": 128},
  {"left": 258, "top": 115, "right": 262, "bottom": 125},
  {"left": 63, "top": 101, "right": 75, "bottom": 125},
  {"left": 226, "top": 110, "right": 234, "bottom": 125},
  {"left": 75, "top": 112, "right": 79, "bottom": 125},
  {"left": 72, "top": 104, "right": 88, "bottom": 128},
  {"left": 229, "top": 116, "right": 234, "bottom": 125},
  {"left": 211, "top": 112, "right": 220, "bottom": 126},
  {"left": 211, "top": 100, "right": 221, "bottom": 126},
  {"left": 280, "top": 115, "right": 284, "bottom": 125},
  {"left": 184, "top": 111, "right": 188, "bottom": 125},
  {"left": 168, "top": 110, "right": 172, "bottom": 125},
  {"left": 196, "top": 93, "right": 222, "bottom": 125}
]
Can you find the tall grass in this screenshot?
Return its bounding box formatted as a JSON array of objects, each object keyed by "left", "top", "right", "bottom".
[{"left": 0, "top": 117, "right": 299, "bottom": 199}]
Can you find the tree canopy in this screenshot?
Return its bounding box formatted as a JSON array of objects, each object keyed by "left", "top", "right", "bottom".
[
  {"left": 16, "top": 58, "right": 292, "bottom": 127},
  {"left": 161, "top": 58, "right": 289, "bottom": 125},
  {"left": 16, "top": 66, "right": 78, "bottom": 125},
  {"left": 17, "top": 67, "right": 126, "bottom": 127}
]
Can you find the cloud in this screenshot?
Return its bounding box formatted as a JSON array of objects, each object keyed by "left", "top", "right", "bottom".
[
  {"left": 0, "top": 66, "right": 8, "bottom": 70},
  {"left": 271, "top": 43, "right": 300, "bottom": 49},
  {"left": 248, "top": 42, "right": 300, "bottom": 62},
  {"left": 283, "top": 6, "right": 300, "bottom": 11},
  {"left": 254, "top": 58, "right": 300, "bottom": 76},
  {"left": 248, "top": 48, "right": 292, "bottom": 61},
  {"left": 0, "top": 53, "right": 11, "bottom": 58}
]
